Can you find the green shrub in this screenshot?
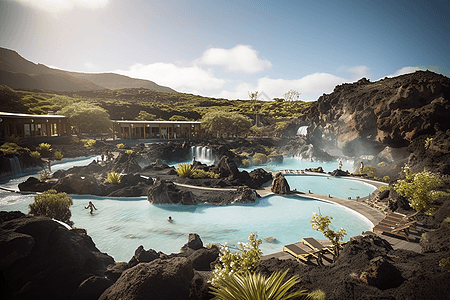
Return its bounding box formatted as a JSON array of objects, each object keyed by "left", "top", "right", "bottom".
[
  {"left": 382, "top": 176, "right": 390, "bottom": 182},
  {"left": 54, "top": 151, "right": 63, "bottom": 160},
  {"left": 355, "top": 165, "right": 377, "bottom": 177},
  {"left": 379, "top": 186, "right": 393, "bottom": 192},
  {"left": 116, "top": 143, "right": 125, "bottom": 149},
  {"left": 30, "top": 151, "right": 41, "bottom": 159},
  {"left": 36, "top": 143, "right": 52, "bottom": 151},
  {"left": 38, "top": 169, "right": 52, "bottom": 181},
  {"left": 191, "top": 169, "right": 220, "bottom": 179},
  {"left": 107, "top": 171, "right": 122, "bottom": 184},
  {"left": 241, "top": 158, "right": 251, "bottom": 168},
  {"left": 210, "top": 270, "right": 309, "bottom": 300},
  {"left": 377, "top": 161, "right": 388, "bottom": 168},
  {"left": 211, "top": 232, "right": 262, "bottom": 285},
  {"left": 252, "top": 153, "right": 268, "bottom": 165},
  {"left": 175, "top": 163, "right": 196, "bottom": 178},
  {"left": 81, "top": 139, "right": 96, "bottom": 147},
  {"left": 394, "top": 165, "right": 444, "bottom": 213},
  {"left": 425, "top": 137, "right": 433, "bottom": 149},
  {"left": 0, "top": 142, "right": 23, "bottom": 155},
  {"left": 28, "top": 189, "right": 74, "bottom": 226},
  {"left": 125, "top": 149, "right": 133, "bottom": 155}
]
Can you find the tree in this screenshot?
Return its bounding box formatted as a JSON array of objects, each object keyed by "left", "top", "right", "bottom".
[
  {"left": 310, "top": 213, "right": 347, "bottom": 262},
  {"left": 248, "top": 91, "right": 260, "bottom": 126},
  {"left": 57, "top": 102, "right": 111, "bottom": 135},
  {"left": 284, "top": 89, "right": 300, "bottom": 101},
  {"left": 29, "top": 189, "right": 74, "bottom": 226},
  {"left": 201, "top": 111, "right": 252, "bottom": 137},
  {"left": 211, "top": 233, "right": 262, "bottom": 285},
  {"left": 394, "top": 165, "right": 444, "bottom": 214},
  {"left": 135, "top": 110, "right": 156, "bottom": 121},
  {"left": 210, "top": 270, "right": 310, "bottom": 300}
]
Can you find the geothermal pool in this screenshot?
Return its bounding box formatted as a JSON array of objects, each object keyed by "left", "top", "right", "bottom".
[
  {"left": 0, "top": 193, "right": 372, "bottom": 262},
  {"left": 0, "top": 153, "right": 375, "bottom": 262}
]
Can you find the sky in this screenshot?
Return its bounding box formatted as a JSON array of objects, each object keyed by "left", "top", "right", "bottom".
[{"left": 0, "top": 0, "right": 449, "bottom": 101}]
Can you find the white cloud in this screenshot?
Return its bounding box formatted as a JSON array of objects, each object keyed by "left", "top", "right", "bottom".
[
  {"left": 114, "top": 62, "right": 226, "bottom": 93},
  {"left": 213, "top": 73, "right": 347, "bottom": 101},
  {"left": 384, "top": 66, "right": 423, "bottom": 78},
  {"left": 13, "top": 0, "right": 109, "bottom": 14},
  {"left": 198, "top": 45, "right": 272, "bottom": 74}
]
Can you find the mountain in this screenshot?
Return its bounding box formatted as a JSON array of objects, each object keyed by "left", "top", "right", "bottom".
[
  {"left": 303, "top": 70, "right": 450, "bottom": 175},
  {"left": 0, "top": 47, "right": 176, "bottom": 92}
]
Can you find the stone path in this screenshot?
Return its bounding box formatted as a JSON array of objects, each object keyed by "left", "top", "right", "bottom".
[{"left": 255, "top": 174, "right": 424, "bottom": 261}]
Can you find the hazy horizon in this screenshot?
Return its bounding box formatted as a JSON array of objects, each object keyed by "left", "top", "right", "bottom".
[{"left": 1, "top": 0, "right": 449, "bottom": 101}]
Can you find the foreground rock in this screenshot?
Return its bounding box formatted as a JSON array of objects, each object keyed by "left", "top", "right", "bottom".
[
  {"left": 271, "top": 172, "right": 290, "bottom": 195},
  {"left": 257, "top": 234, "right": 450, "bottom": 300},
  {"left": 0, "top": 211, "right": 114, "bottom": 300}
]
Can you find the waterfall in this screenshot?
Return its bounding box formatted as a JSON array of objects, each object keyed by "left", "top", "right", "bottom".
[
  {"left": 294, "top": 144, "right": 314, "bottom": 161},
  {"left": 9, "top": 157, "right": 23, "bottom": 176},
  {"left": 190, "top": 146, "right": 214, "bottom": 164},
  {"left": 296, "top": 126, "right": 308, "bottom": 136}
]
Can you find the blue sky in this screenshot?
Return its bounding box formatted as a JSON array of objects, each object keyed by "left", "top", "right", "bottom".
[{"left": 1, "top": 0, "right": 449, "bottom": 100}]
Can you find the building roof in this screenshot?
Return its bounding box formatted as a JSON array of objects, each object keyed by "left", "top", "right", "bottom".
[
  {"left": 0, "top": 112, "right": 67, "bottom": 119},
  {"left": 112, "top": 120, "right": 201, "bottom": 124}
]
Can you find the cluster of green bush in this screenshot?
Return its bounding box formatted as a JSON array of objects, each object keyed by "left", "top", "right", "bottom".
[
  {"left": 0, "top": 142, "right": 26, "bottom": 155},
  {"left": 81, "top": 139, "right": 97, "bottom": 147}
]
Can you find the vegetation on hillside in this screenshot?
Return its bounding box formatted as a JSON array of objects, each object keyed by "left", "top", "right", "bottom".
[{"left": 0, "top": 86, "right": 312, "bottom": 125}]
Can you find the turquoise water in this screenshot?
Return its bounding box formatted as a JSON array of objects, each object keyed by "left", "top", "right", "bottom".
[
  {"left": 0, "top": 194, "right": 372, "bottom": 262},
  {"left": 285, "top": 175, "right": 375, "bottom": 199},
  {"left": 0, "top": 154, "right": 374, "bottom": 262},
  {"left": 241, "top": 157, "right": 355, "bottom": 173}
]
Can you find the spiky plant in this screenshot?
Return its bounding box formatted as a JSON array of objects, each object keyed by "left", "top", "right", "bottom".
[
  {"left": 54, "top": 151, "right": 63, "bottom": 160},
  {"left": 175, "top": 163, "right": 196, "bottom": 178},
  {"left": 107, "top": 171, "right": 122, "bottom": 184},
  {"left": 36, "top": 143, "right": 52, "bottom": 151},
  {"left": 116, "top": 143, "right": 125, "bottom": 149},
  {"left": 30, "top": 151, "right": 41, "bottom": 159},
  {"left": 210, "top": 270, "right": 310, "bottom": 300},
  {"left": 125, "top": 149, "right": 133, "bottom": 155}
]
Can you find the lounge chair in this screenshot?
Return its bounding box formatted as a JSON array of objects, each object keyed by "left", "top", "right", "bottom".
[
  {"left": 283, "top": 242, "right": 321, "bottom": 262},
  {"left": 386, "top": 211, "right": 419, "bottom": 222},
  {"left": 373, "top": 220, "right": 416, "bottom": 241},
  {"left": 302, "top": 237, "right": 335, "bottom": 255}
]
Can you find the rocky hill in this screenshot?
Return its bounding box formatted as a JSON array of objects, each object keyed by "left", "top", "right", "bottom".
[
  {"left": 304, "top": 71, "right": 450, "bottom": 175},
  {"left": 0, "top": 47, "right": 175, "bottom": 92}
]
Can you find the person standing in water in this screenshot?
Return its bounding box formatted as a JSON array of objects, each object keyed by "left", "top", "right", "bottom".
[
  {"left": 360, "top": 162, "right": 364, "bottom": 173},
  {"left": 85, "top": 201, "right": 97, "bottom": 214},
  {"left": 167, "top": 216, "right": 173, "bottom": 223}
]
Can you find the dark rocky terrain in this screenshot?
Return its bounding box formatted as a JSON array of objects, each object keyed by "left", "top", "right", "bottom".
[
  {"left": 1, "top": 71, "right": 450, "bottom": 299},
  {"left": 303, "top": 71, "right": 450, "bottom": 178}
]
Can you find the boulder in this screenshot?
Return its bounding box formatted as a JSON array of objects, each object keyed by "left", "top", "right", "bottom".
[
  {"left": 233, "top": 186, "right": 258, "bottom": 203},
  {"left": 147, "top": 179, "right": 197, "bottom": 205},
  {"left": 213, "top": 155, "right": 240, "bottom": 180},
  {"left": 271, "top": 172, "right": 290, "bottom": 195},
  {"left": 128, "top": 245, "right": 160, "bottom": 268},
  {"left": 181, "top": 233, "right": 203, "bottom": 251},
  {"left": 99, "top": 257, "right": 194, "bottom": 300},
  {"left": 0, "top": 212, "right": 114, "bottom": 300},
  {"left": 18, "top": 176, "right": 55, "bottom": 192},
  {"left": 188, "top": 247, "right": 220, "bottom": 271},
  {"left": 70, "top": 276, "right": 113, "bottom": 300},
  {"left": 244, "top": 168, "right": 272, "bottom": 189}
]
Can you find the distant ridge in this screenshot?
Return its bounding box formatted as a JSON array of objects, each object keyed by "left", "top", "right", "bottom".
[{"left": 0, "top": 47, "right": 176, "bottom": 93}]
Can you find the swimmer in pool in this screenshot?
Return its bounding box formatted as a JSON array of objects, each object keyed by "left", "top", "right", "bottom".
[
  {"left": 167, "top": 216, "right": 173, "bottom": 223},
  {"left": 85, "top": 201, "right": 97, "bottom": 215}
]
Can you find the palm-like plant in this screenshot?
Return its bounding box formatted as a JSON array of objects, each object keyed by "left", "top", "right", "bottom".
[
  {"left": 107, "top": 171, "right": 122, "bottom": 184},
  {"left": 175, "top": 163, "right": 196, "bottom": 178},
  {"left": 210, "top": 270, "right": 310, "bottom": 300}
]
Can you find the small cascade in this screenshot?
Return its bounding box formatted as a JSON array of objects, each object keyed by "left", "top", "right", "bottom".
[
  {"left": 190, "top": 146, "right": 214, "bottom": 163},
  {"left": 296, "top": 125, "right": 308, "bottom": 136},
  {"left": 9, "top": 157, "right": 23, "bottom": 176},
  {"left": 294, "top": 144, "right": 314, "bottom": 161}
]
